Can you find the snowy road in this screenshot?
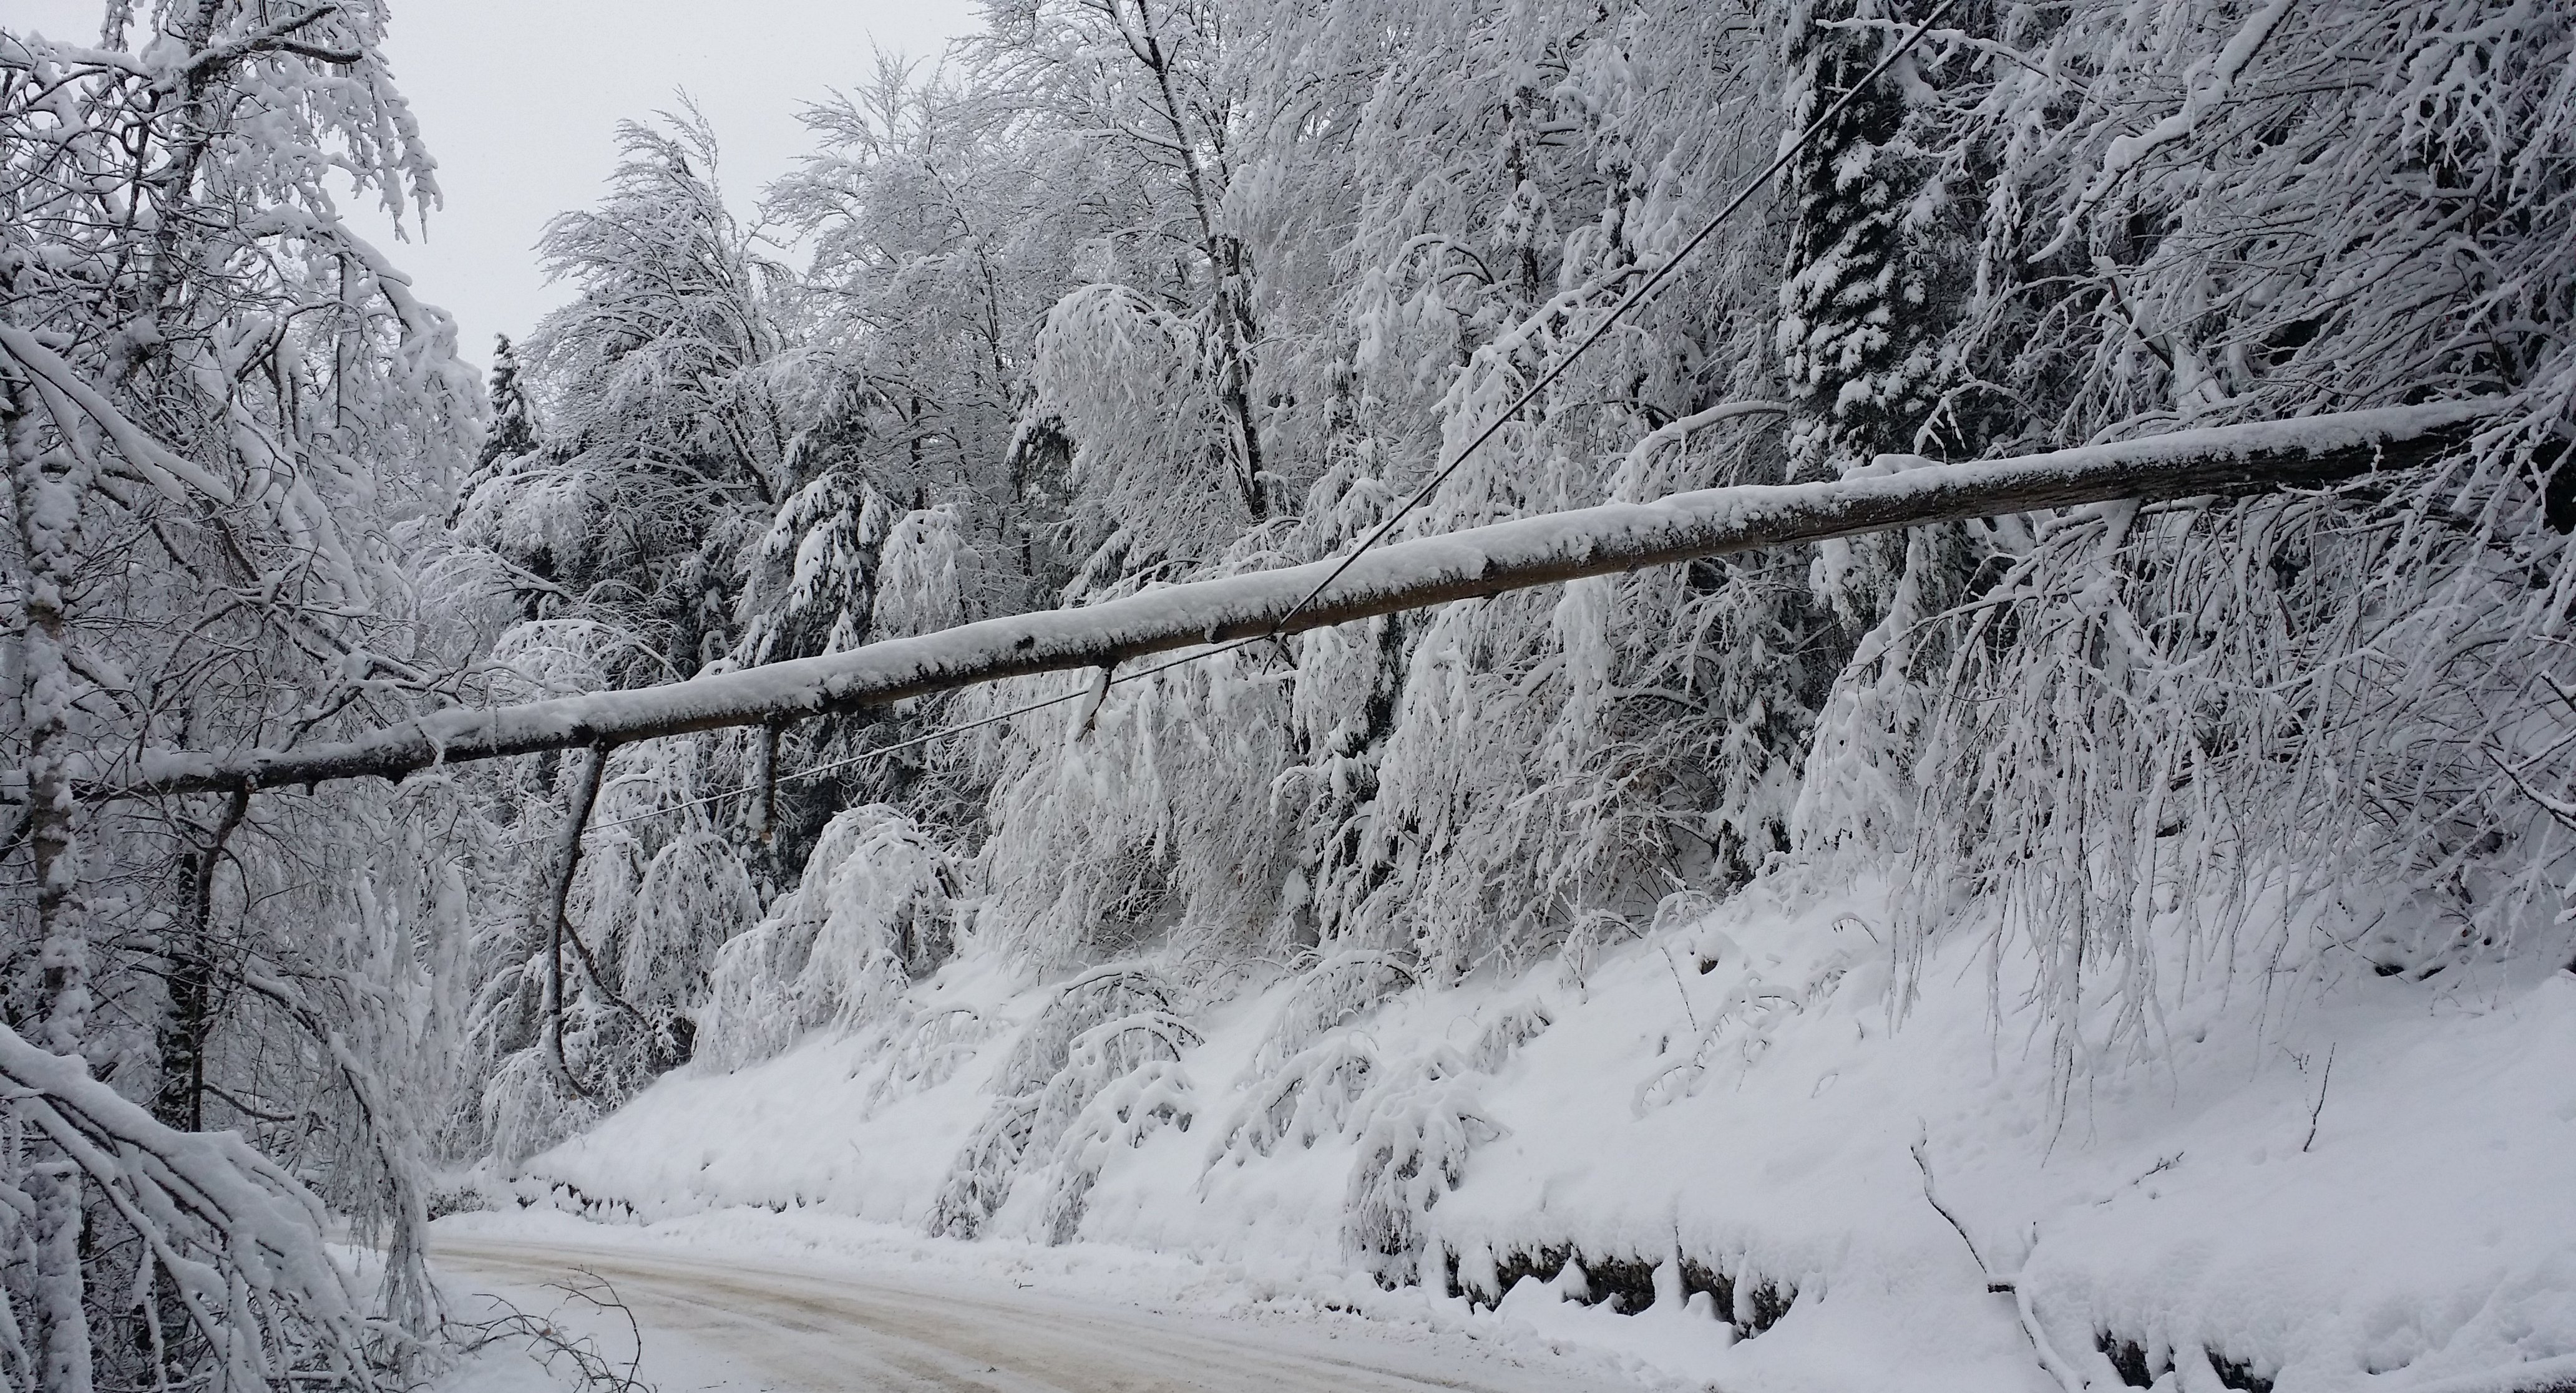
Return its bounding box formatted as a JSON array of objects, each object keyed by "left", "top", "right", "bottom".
[{"left": 433, "top": 1236, "right": 1644, "bottom": 1393}]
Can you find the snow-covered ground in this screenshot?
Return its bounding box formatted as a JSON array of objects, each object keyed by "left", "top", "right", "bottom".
[
  {"left": 492, "top": 873, "right": 2576, "bottom": 1393},
  {"left": 431, "top": 1230, "right": 1637, "bottom": 1393}
]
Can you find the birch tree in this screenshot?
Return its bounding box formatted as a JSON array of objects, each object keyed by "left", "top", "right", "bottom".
[{"left": 2, "top": 1, "right": 480, "bottom": 1384}]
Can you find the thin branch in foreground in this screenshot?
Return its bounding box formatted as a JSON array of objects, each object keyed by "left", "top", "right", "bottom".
[{"left": 452, "top": 1268, "right": 653, "bottom": 1393}]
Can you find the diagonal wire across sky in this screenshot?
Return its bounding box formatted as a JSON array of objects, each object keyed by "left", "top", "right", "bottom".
[{"left": 567, "top": 0, "right": 1965, "bottom": 842}]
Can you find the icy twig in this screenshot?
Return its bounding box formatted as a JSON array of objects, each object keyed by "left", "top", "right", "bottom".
[{"left": 2301, "top": 1043, "right": 2334, "bottom": 1154}]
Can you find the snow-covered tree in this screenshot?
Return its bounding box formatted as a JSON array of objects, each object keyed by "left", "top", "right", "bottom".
[
  {"left": 976, "top": 0, "right": 1277, "bottom": 571},
  {"left": 479, "top": 336, "right": 541, "bottom": 474},
  {"left": 1886, "top": 0, "right": 2576, "bottom": 1082},
  {"left": 457, "top": 109, "right": 787, "bottom": 683},
  {"left": 1, "top": 0, "right": 484, "bottom": 1382},
  {"left": 387, "top": 0, "right": 2574, "bottom": 1256}
]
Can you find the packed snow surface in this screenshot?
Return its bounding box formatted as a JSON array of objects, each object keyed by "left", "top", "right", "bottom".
[
  {"left": 430, "top": 1230, "right": 1645, "bottom": 1393},
  {"left": 504, "top": 872, "right": 2576, "bottom": 1393}
]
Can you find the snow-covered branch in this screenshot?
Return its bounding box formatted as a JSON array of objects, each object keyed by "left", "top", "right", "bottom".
[
  {"left": 112, "top": 398, "right": 2503, "bottom": 796},
  {"left": 0, "top": 1022, "right": 383, "bottom": 1393}
]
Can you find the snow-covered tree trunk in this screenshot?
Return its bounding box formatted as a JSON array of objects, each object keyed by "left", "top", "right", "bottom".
[
  {"left": 1106, "top": 0, "right": 1268, "bottom": 519},
  {"left": 2, "top": 376, "right": 94, "bottom": 1058},
  {"left": 130, "top": 399, "right": 2500, "bottom": 794},
  {"left": 537, "top": 746, "right": 607, "bottom": 1097},
  {"left": 33, "top": 1154, "right": 90, "bottom": 1393}
]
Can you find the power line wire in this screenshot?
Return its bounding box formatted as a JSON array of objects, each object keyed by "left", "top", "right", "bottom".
[
  {"left": 549, "top": 0, "right": 1961, "bottom": 842},
  {"left": 1265, "top": 0, "right": 1962, "bottom": 636}
]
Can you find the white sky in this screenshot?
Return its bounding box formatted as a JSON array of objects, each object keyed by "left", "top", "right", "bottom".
[{"left": 12, "top": 0, "right": 988, "bottom": 371}]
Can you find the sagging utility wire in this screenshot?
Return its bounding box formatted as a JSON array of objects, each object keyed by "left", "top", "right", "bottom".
[{"left": 565, "top": 0, "right": 1964, "bottom": 839}]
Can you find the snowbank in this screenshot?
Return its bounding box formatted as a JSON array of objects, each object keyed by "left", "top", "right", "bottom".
[{"left": 502, "top": 873, "right": 2576, "bottom": 1393}]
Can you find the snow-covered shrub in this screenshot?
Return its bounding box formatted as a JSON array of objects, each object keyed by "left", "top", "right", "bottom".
[
  {"left": 1634, "top": 919, "right": 1875, "bottom": 1115},
  {"left": 927, "top": 966, "right": 1188, "bottom": 1237},
  {"left": 1206, "top": 1034, "right": 1378, "bottom": 1169},
  {"left": 1465, "top": 997, "right": 1555, "bottom": 1074},
  {"left": 1249, "top": 951, "right": 1417, "bottom": 1075},
  {"left": 1025, "top": 1011, "right": 1202, "bottom": 1161},
  {"left": 927, "top": 1091, "right": 1042, "bottom": 1241},
  {"left": 989, "top": 968, "right": 1179, "bottom": 1095},
  {"left": 857, "top": 1006, "right": 998, "bottom": 1116},
  {"left": 1034, "top": 1030, "right": 1198, "bottom": 1245},
  {"left": 699, "top": 805, "right": 959, "bottom": 1070},
  {"left": 1342, "top": 1048, "right": 1498, "bottom": 1288},
  {"left": 1211, "top": 983, "right": 1537, "bottom": 1212}
]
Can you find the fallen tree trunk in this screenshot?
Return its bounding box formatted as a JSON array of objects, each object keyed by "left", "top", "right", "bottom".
[{"left": 107, "top": 398, "right": 2504, "bottom": 797}]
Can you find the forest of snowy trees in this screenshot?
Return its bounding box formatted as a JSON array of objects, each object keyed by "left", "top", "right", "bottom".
[{"left": 2, "top": 0, "right": 2572, "bottom": 1387}]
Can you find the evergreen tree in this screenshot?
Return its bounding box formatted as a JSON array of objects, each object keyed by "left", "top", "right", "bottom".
[
  {"left": 1775, "top": 0, "right": 1949, "bottom": 486},
  {"left": 481, "top": 334, "right": 542, "bottom": 470}
]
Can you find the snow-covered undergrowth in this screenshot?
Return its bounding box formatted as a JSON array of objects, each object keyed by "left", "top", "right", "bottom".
[{"left": 498, "top": 870, "right": 2576, "bottom": 1393}]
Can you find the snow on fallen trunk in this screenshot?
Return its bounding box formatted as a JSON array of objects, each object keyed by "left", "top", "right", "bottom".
[{"left": 115, "top": 398, "right": 2502, "bottom": 795}]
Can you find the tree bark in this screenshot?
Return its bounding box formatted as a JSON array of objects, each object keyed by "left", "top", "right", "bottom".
[
  {"left": 6, "top": 376, "right": 99, "bottom": 1055},
  {"left": 155, "top": 789, "right": 250, "bottom": 1132},
  {"left": 106, "top": 399, "right": 2502, "bottom": 797},
  {"left": 8, "top": 375, "right": 98, "bottom": 1393},
  {"left": 746, "top": 722, "right": 779, "bottom": 893},
  {"left": 536, "top": 745, "right": 607, "bottom": 1099}
]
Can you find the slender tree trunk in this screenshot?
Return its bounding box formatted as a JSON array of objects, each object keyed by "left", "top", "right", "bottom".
[
  {"left": 9, "top": 375, "right": 105, "bottom": 1393},
  {"left": 1209, "top": 233, "right": 1267, "bottom": 519},
  {"left": 746, "top": 723, "right": 778, "bottom": 894},
  {"left": 157, "top": 851, "right": 212, "bottom": 1130},
  {"left": 34, "top": 1155, "right": 90, "bottom": 1393},
  {"left": 536, "top": 745, "right": 607, "bottom": 1097},
  {"left": 154, "top": 789, "right": 248, "bottom": 1132},
  {"left": 1110, "top": 0, "right": 1267, "bottom": 519}
]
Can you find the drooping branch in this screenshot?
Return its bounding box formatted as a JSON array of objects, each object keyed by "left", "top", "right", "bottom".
[{"left": 105, "top": 398, "right": 2506, "bottom": 798}]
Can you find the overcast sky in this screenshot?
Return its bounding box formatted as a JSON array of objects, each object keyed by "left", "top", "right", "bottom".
[{"left": 13, "top": 0, "right": 987, "bottom": 371}]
